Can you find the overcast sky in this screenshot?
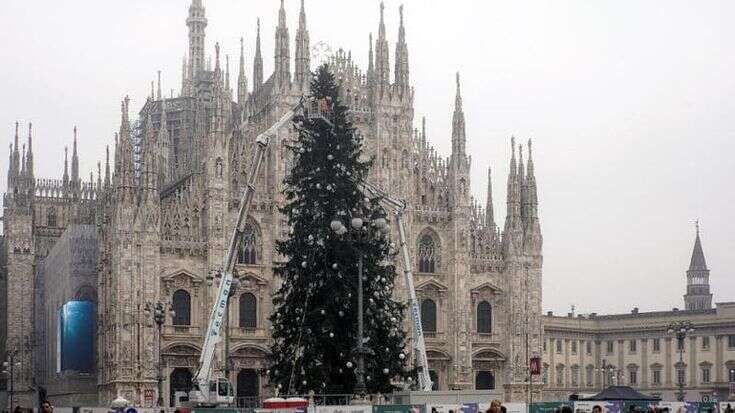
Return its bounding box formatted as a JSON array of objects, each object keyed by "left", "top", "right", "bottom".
[{"left": 1, "top": 0, "right": 733, "bottom": 315}]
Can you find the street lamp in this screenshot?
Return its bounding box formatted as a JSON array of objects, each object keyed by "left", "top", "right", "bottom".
[
  {"left": 330, "top": 210, "right": 390, "bottom": 398},
  {"left": 668, "top": 320, "right": 695, "bottom": 402},
  {"left": 145, "top": 301, "right": 176, "bottom": 407},
  {"left": 595, "top": 360, "right": 616, "bottom": 388},
  {"left": 2, "top": 351, "right": 19, "bottom": 411}
]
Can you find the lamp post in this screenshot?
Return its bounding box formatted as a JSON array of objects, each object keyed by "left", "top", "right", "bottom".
[
  {"left": 595, "top": 360, "right": 616, "bottom": 389},
  {"left": 145, "top": 301, "right": 176, "bottom": 407},
  {"left": 330, "top": 211, "right": 390, "bottom": 398},
  {"left": 668, "top": 321, "right": 694, "bottom": 402},
  {"left": 2, "top": 350, "right": 18, "bottom": 411}
]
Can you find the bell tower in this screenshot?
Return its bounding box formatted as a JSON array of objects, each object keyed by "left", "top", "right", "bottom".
[{"left": 684, "top": 221, "right": 712, "bottom": 310}]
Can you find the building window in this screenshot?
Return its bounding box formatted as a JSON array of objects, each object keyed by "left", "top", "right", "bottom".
[
  {"left": 571, "top": 340, "right": 578, "bottom": 354},
  {"left": 475, "top": 371, "right": 495, "bottom": 390},
  {"left": 729, "top": 369, "right": 735, "bottom": 383},
  {"left": 607, "top": 341, "right": 614, "bottom": 354},
  {"left": 653, "top": 338, "right": 661, "bottom": 352},
  {"left": 677, "top": 369, "right": 686, "bottom": 385},
  {"left": 421, "top": 299, "right": 437, "bottom": 332},
  {"left": 238, "top": 223, "right": 259, "bottom": 264},
  {"left": 47, "top": 207, "right": 57, "bottom": 227},
  {"left": 652, "top": 370, "right": 661, "bottom": 385},
  {"left": 630, "top": 340, "right": 637, "bottom": 353},
  {"left": 571, "top": 366, "right": 579, "bottom": 387},
  {"left": 543, "top": 365, "right": 549, "bottom": 385},
  {"left": 677, "top": 338, "right": 685, "bottom": 351},
  {"left": 728, "top": 335, "right": 735, "bottom": 349},
  {"left": 477, "top": 301, "right": 492, "bottom": 334},
  {"left": 556, "top": 339, "right": 562, "bottom": 354},
  {"left": 418, "top": 234, "right": 437, "bottom": 273},
  {"left": 239, "top": 293, "right": 257, "bottom": 328},
  {"left": 702, "top": 367, "right": 711, "bottom": 383},
  {"left": 543, "top": 340, "right": 547, "bottom": 353},
  {"left": 586, "top": 341, "right": 592, "bottom": 355},
  {"left": 629, "top": 370, "right": 638, "bottom": 385},
  {"left": 172, "top": 289, "right": 191, "bottom": 326},
  {"left": 702, "top": 336, "right": 710, "bottom": 350},
  {"left": 556, "top": 366, "right": 565, "bottom": 386},
  {"left": 586, "top": 365, "right": 594, "bottom": 386}
]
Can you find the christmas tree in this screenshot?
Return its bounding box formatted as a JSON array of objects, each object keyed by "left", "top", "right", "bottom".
[{"left": 268, "top": 65, "right": 410, "bottom": 395}]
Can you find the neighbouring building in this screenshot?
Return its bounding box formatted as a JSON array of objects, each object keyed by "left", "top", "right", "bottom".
[
  {"left": 542, "top": 227, "right": 735, "bottom": 402},
  {"left": 34, "top": 224, "right": 98, "bottom": 406}
]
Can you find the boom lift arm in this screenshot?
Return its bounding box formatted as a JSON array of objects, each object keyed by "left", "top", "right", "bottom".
[
  {"left": 191, "top": 99, "right": 305, "bottom": 405},
  {"left": 355, "top": 180, "right": 433, "bottom": 392}
]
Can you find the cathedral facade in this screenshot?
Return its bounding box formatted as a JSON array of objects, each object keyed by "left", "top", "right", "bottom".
[{"left": 1, "top": 0, "right": 543, "bottom": 407}]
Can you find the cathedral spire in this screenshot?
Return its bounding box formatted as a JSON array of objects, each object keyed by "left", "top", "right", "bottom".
[
  {"left": 63, "top": 146, "right": 69, "bottom": 185},
  {"left": 181, "top": 55, "right": 188, "bottom": 96},
  {"left": 451, "top": 72, "right": 466, "bottom": 158},
  {"left": 394, "top": 4, "right": 410, "bottom": 89},
  {"left": 526, "top": 138, "right": 539, "bottom": 223},
  {"left": 274, "top": 0, "right": 291, "bottom": 89},
  {"left": 504, "top": 137, "right": 522, "bottom": 231},
  {"left": 104, "top": 144, "right": 111, "bottom": 188},
  {"left": 26, "top": 123, "right": 34, "bottom": 180},
  {"left": 159, "top": 99, "right": 173, "bottom": 185},
  {"left": 253, "top": 18, "right": 263, "bottom": 92},
  {"left": 225, "top": 54, "right": 231, "bottom": 93},
  {"left": 486, "top": 166, "right": 495, "bottom": 230},
  {"left": 187, "top": 0, "right": 208, "bottom": 79},
  {"left": 72, "top": 126, "right": 80, "bottom": 185},
  {"left": 294, "top": 0, "right": 311, "bottom": 90},
  {"left": 157, "top": 70, "right": 162, "bottom": 100},
  {"left": 375, "top": 2, "right": 390, "bottom": 88},
  {"left": 21, "top": 144, "right": 26, "bottom": 177},
  {"left": 238, "top": 37, "right": 248, "bottom": 104},
  {"left": 12, "top": 121, "right": 20, "bottom": 178},
  {"left": 368, "top": 33, "right": 374, "bottom": 80}
]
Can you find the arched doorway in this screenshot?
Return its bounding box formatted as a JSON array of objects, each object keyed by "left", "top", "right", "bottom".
[
  {"left": 237, "top": 369, "right": 259, "bottom": 407},
  {"left": 170, "top": 368, "right": 193, "bottom": 407}
]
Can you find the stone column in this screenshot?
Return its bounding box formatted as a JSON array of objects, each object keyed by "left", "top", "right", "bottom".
[
  {"left": 665, "top": 337, "right": 673, "bottom": 386},
  {"left": 642, "top": 338, "right": 649, "bottom": 387}
]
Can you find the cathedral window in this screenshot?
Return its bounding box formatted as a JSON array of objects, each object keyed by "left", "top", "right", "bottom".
[
  {"left": 172, "top": 289, "right": 191, "bottom": 326},
  {"left": 418, "top": 233, "right": 438, "bottom": 273},
  {"left": 239, "top": 293, "right": 257, "bottom": 329},
  {"left": 47, "top": 207, "right": 57, "bottom": 227},
  {"left": 421, "top": 299, "right": 437, "bottom": 333},
  {"left": 476, "top": 301, "right": 492, "bottom": 334},
  {"left": 238, "top": 222, "right": 260, "bottom": 265},
  {"left": 475, "top": 371, "right": 495, "bottom": 390},
  {"left": 429, "top": 370, "right": 439, "bottom": 391}
]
